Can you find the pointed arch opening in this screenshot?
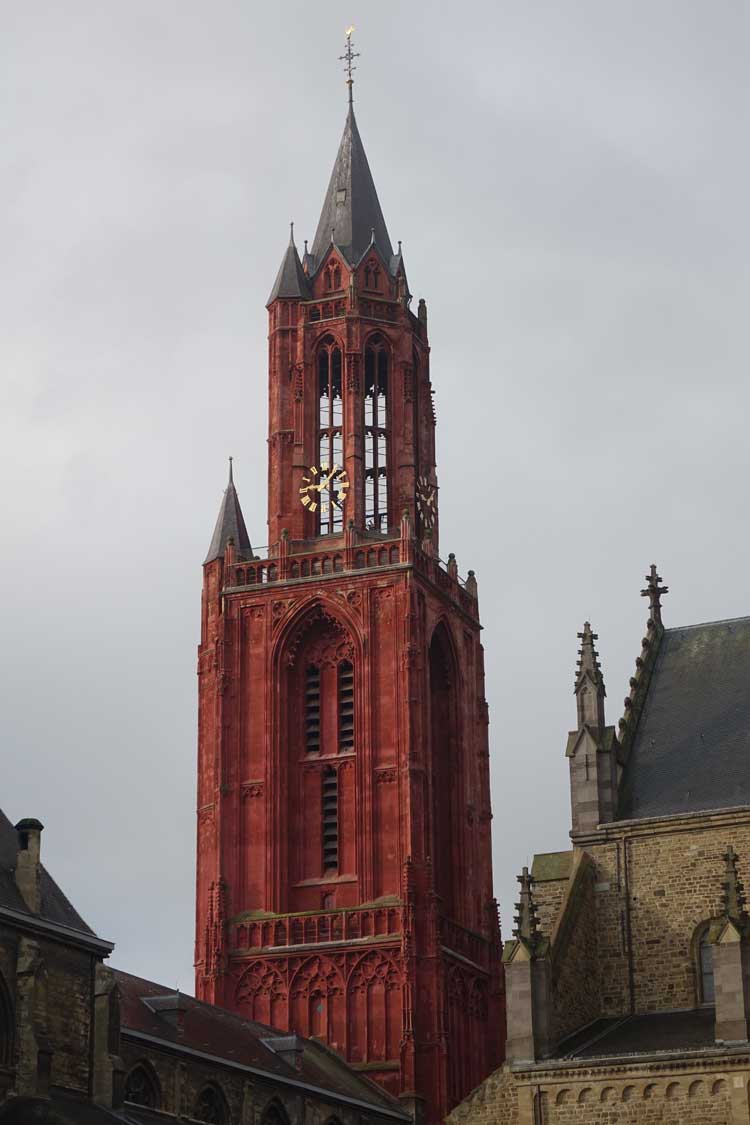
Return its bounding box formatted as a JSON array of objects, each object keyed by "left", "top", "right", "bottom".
[
  {"left": 317, "top": 335, "right": 344, "bottom": 535},
  {"left": 429, "top": 623, "right": 460, "bottom": 919},
  {"left": 364, "top": 334, "right": 389, "bottom": 531},
  {"left": 261, "top": 1100, "right": 290, "bottom": 1125},
  {"left": 282, "top": 605, "right": 358, "bottom": 900},
  {"left": 124, "top": 1062, "right": 160, "bottom": 1109},
  {"left": 193, "top": 1083, "right": 229, "bottom": 1125}
]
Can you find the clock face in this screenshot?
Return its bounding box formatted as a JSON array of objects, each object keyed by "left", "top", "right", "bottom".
[
  {"left": 416, "top": 475, "right": 436, "bottom": 528},
  {"left": 299, "top": 463, "right": 350, "bottom": 513}
]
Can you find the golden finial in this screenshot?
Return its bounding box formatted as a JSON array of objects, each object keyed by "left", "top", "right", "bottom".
[{"left": 339, "top": 26, "right": 360, "bottom": 107}]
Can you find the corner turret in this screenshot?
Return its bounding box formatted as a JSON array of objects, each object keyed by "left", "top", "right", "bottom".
[
  {"left": 204, "top": 459, "right": 253, "bottom": 564},
  {"left": 566, "top": 622, "right": 618, "bottom": 835}
]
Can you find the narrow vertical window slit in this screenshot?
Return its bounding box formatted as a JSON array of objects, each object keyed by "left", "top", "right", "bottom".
[
  {"left": 322, "top": 767, "right": 339, "bottom": 872},
  {"left": 338, "top": 660, "right": 354, "bottom": 753}
]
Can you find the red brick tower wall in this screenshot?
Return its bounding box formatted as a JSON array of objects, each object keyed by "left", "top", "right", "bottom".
[{"left": 195, "top": 108, "right": 504, "bottom": 1124}]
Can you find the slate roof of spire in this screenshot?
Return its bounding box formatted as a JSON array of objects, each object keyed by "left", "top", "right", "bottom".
[
  {"left": 309, "top": 106, "right": 393, "bottom": 271},
  {"left": 204, "top": 462, "right": 253, "bottom": 564},
  {"left": 266, "top": 228, "right": 311, "bottom": 305},
  {"left": 617, "top": 616, "right": 750, "bottom": 819}
]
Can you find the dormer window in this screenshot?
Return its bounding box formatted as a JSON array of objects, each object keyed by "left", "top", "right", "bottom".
[{"left": 336, "top": 188, "right": 347, "bottom": 204}]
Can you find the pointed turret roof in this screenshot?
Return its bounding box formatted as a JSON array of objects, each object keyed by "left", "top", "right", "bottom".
[
  {"left": 309, "top": 106, "right": 393, "bottom": 272},
  {"left": 267, "top": 223, "right": 311, "bottom": 306},
  {"left": 204, "top": 460, "right": 253, "bottom": 564}
]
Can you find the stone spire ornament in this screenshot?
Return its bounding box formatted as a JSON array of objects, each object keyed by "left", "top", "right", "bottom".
[
  {"left": 513, "top": 866, "right": 539, "bottom": 946},
  {"left": 641, "top": 563, "right": 669, "bottom": 627},
  {"left": 721, "top": 846, "right": 748, "bottom": 926}
]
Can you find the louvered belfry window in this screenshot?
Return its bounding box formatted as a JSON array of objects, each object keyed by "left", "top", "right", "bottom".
[
  {"left": 322, "top": 767, "right": 339, "bottom": 871},
  {"left": 305, "top": 665, "right": 321, "bottom": 753},
  {"left": 364, "top": 337, "right": 389, "bottom": 531},
  {"left": 338, "top": 660, "right": 354, "bottom": 753}
]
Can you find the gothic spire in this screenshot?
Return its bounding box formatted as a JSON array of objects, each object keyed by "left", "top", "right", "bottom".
[
  {"left": 204, "top": 459, "right": 253, "bottom": 564},
  {"left": 575, "top": 621, "right": 606, "bottom": 729},
  {"left": 266, "top": 222, "right": 311, "bottom": 306},
  {"left": 309, "top": 104, "right": 393, "bottom": 271}
]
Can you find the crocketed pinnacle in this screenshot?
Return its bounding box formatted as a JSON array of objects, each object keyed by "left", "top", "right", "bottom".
[
  {"left": 204, "top": 459, "right": 253, "bottom": 564},
  {"left": 721, "top": 846, "right": 748, "bottom": 925},
  {"left": 513, "top": 866, "right": 539, "bottom": 945},
  {"left": 641, "top": 563, "right": 669, "bottom": 627},
  {"left": 309, "top": 105, "right": 394, "bottom": 271},
  {"left": 575, "top": 621, "right": 604, "bottom": 691}
]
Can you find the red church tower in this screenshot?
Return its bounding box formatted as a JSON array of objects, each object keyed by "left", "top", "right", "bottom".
[{"left": 196, "top": 40, "right": 503, "bottom": 1123}]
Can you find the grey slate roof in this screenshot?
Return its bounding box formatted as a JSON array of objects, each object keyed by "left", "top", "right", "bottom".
[
  {"left": 0, "top": 808, "right": 94, "bottom": 935},
  {"left": 309, "top": 106, "right": 394, "bottom": 271},
  {"left": 116, "top": 970, "right": 409, "bottom": 1119},
  {"left": 557, "top": 1007, "right": 715, "bottom": 1060},
  {"left": 617, "top": 617, "right": 750, "bottom": 820},
  {"left": 204, "top": 463, "right": 253, "bottom": 564},
  {"left": 266, "top": 232, "right": 311, "bottom": 305}
]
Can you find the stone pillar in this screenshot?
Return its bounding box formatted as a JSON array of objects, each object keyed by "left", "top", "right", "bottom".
[
  {"left": 713, "top": 919, "right": 750, "bottom": 1042},
  {"left": 503, "top": 867, "right": 553, "bottom": 1063},
  {"left": 504, "top": 945, "right": 552, "bottom": 1063}
]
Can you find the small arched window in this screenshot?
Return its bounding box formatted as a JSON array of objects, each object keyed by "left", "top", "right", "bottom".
[
  {"left": 317, "top": 337, "right": 344, "bottom": 535},
  {"left": 364, "top": 335, "right": 389, "bottom": 531},
  {"left": 262, "top": 1103, "right": 290, "bottom": 1125},
  {"left": 0, "top": 970, "right": 13, "bottom": 1067},
  {"left": 193, "top": 1085, "right": 228, "bottom": 1125},
  {"left": 697, "top": 926, "right": 715, "bottom": 1005},
  {"left": 124, "top": 1063, "right": 160, "bottom": 1109}
]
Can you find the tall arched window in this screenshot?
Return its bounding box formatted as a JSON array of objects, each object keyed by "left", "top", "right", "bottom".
[
  {"left": 697, "top": 926, "right": 715, "bottom": 1005},
  {"left": 317, "top": 337, "right": 344, "bottom": 535},
  {"left": 364, "top": 336, "right": 389, "bottom": 531}
]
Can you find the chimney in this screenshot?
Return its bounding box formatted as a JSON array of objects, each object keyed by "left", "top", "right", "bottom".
[{"left": 15, "top": 819, "right": 44, "bottom": 913}]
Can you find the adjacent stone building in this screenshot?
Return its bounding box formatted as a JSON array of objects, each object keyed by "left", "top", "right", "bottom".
[
  {"left": 451, "top": 568, "right": 750, "bottom": 1123},
  {"left": 0, "top": 809, "right": 411, "bottom": 1125}
]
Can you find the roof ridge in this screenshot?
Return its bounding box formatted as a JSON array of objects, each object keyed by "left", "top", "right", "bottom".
[{"left": 666, "top": 614, "right": 750, "bottom": 633}]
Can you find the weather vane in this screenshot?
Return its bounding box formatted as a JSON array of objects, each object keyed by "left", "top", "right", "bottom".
[{"left": 339, "top": 26, "right": 360, "bottom": 106}]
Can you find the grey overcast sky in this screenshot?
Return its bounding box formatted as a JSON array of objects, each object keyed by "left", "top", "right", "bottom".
[{"left": 2, "top": 1, "right": 749, "bottom": 988}]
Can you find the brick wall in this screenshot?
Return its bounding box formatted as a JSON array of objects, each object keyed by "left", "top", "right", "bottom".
[
  {"left": 584, "top": 814, "right": 750, "bottom": 1015},
  {"left": 534, "top": 880, "right": 567, "bottom": 939},
  {"left": 447, "top": 1066, "right": 745, "bottom": 1124}
]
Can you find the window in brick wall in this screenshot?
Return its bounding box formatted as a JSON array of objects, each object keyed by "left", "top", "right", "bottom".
[{"left": 699, "top": 929, "right": 715, "bottom": 1005}]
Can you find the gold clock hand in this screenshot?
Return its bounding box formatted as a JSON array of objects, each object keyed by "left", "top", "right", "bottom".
[{"left": 317, "top": 465, "right": 339, "bottom": 491}]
